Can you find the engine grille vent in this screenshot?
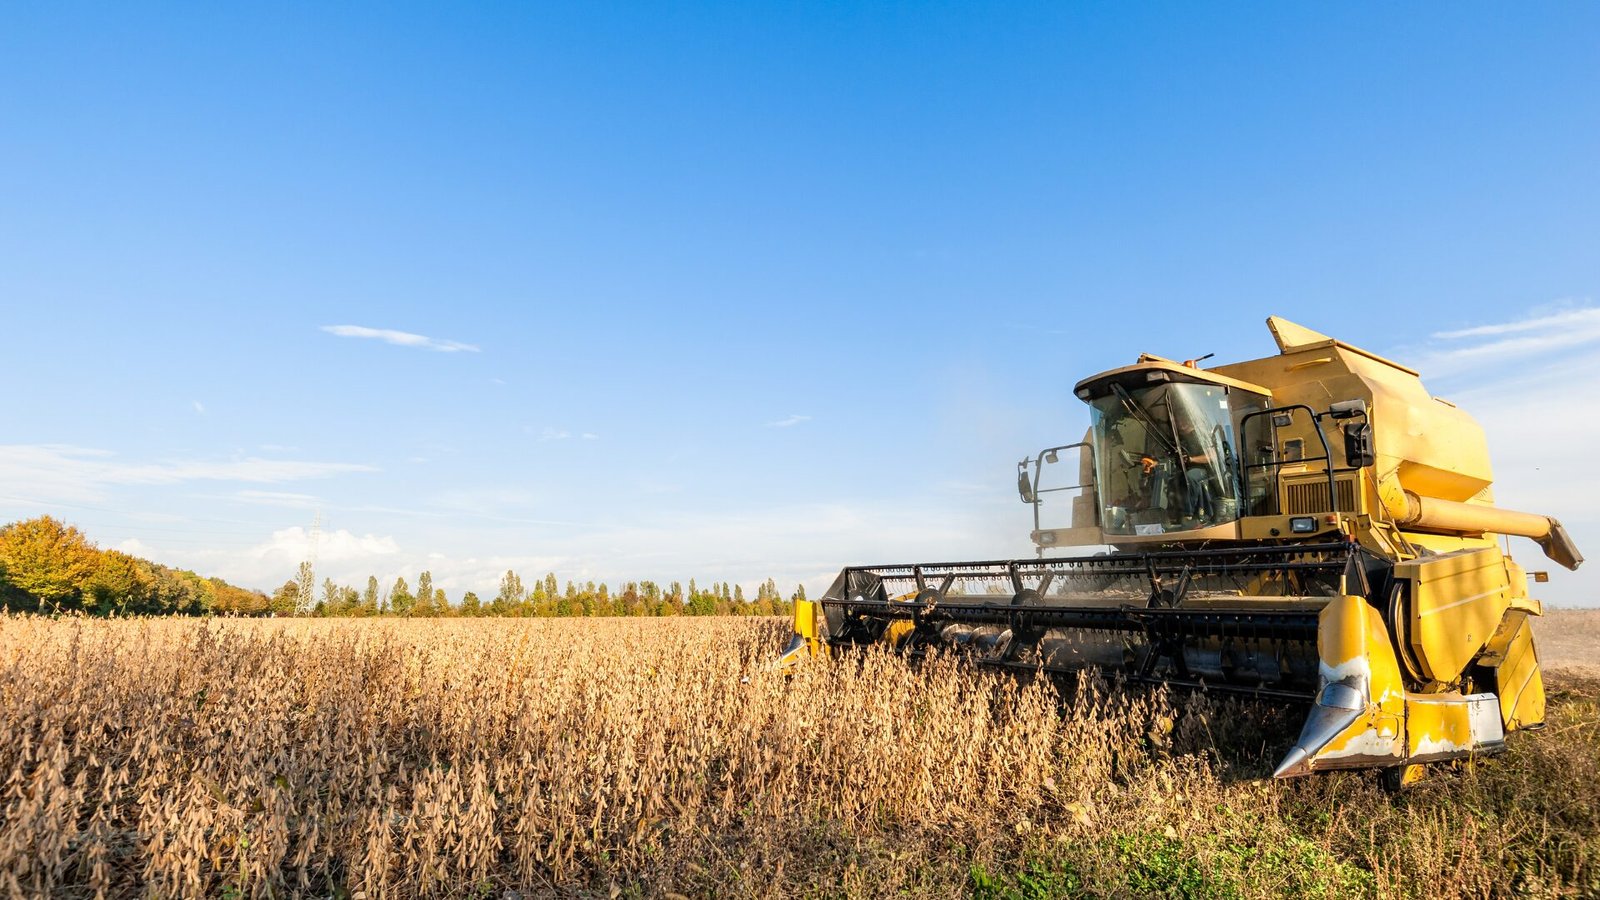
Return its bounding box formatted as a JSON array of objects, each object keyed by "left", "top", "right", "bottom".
[{"left": 1285, "top": 477, "right": 1358, "bottom": 514}]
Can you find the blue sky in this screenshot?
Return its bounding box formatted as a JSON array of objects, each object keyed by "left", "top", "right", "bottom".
[{"left": 2, "top": 3, "right": 1597, "bottom": 605}]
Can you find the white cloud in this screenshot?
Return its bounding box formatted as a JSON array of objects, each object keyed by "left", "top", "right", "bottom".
[
  {"left": 128, "top": 527, "right": 405, "bottom": 591},
  {"left": 1405, "top": 302, "right": 1600, "bottom": 606},
  {"left": 320, "top": 324, "right": 481, "bottom": 353},
  {"left": 1405, "top": 300, "right": 1600, "bottom": 377},
  {"left": 234, "top": 490, "right": 321, "bottom": 508},
  {"left": 113, "top": 537, "right": 155, "bottom": 558},
  {"left": 282, "top": 498, "right": 1008, "bottom": 601},
  {"left": 415, "top": 553, "right": 570, "bottom": 596},
  {"left": 251, "top": 526, "right": 400, "bottom": 565},
  {"left": 427, "top": 487, "right": 542, "bottom": 514},
  {"left": 66, "top": 488, "right": 1021, "bottom": 602},
  {"left": 192, "top": 400, "right": 206, "bottom": 414},
  {"left": 765, "top": 414, "right": 812, "bottom": 428},
  {"left": 0, "top": 444, "right": 377, "bottom": 503},
  {"left": 538, "top": 428, "right": 571, "bottom": 441},
  {"left": 1431, "top": 304, "right": 1600, "bottom": 340}
]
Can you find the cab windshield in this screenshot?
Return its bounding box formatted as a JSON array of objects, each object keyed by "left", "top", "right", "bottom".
[{"left": 1087, "top": 380, "right": 1253, "bottom": 535}]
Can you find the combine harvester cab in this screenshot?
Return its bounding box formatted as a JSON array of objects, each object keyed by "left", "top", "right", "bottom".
[{"left": 780, "top": 316, "right": 1582, "bottom": 782}]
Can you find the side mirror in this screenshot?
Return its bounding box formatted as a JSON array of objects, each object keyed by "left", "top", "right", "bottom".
[
  {"left": 1017, "top": 470, "right": 1037, "bottom": 504},
  {"left": 1328, "top": 399, "right": 1368, "bottom": 420},
  {"left": 1343, "top": 422, "right": 1376, "bottom": 468}
]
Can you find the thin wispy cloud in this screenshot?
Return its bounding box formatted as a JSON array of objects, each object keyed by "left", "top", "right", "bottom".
[
  {"left": 320, "top": 325, "right": 481, "bottom": 353},
  {"left": 192, "top": 400, "right": 206, "bottom": 414},
  {"left": 1403, "top": 300, "right": 1600, "bottom": 377},
  {"left": 527, "top": 427, "right": 596, "bottom": 442},
  {"left": 1431, "top": 305, "right": 1600, "bottom": 340},
  {"left": 233, "top": 489, "right": 322, "bottom": 509},
  {"left": 1395, "top": 300, "right": 1600, "bottom": 605},
  {"left": 765, "top": 414, "right": 812, "bottom": 428},
  {"left": 101, "top": 492, "right": 1019, "bottom": 599},
  {"left": 0, "top": 444, "right": 377, "bottom": 503}
]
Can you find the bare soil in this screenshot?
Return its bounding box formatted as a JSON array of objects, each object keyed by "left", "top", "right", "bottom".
[{"left": 1533, "top": 607, "right": 1600, "bottom": 677}]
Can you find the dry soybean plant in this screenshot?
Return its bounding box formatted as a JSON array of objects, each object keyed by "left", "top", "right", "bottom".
[{"left": 0, "top": 615, "right": 1595, "bottom": 899}]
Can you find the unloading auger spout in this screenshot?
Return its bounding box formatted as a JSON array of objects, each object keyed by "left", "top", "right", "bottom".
[{"left": 780, "top": 316, "right": 1580, "bottom": 782}]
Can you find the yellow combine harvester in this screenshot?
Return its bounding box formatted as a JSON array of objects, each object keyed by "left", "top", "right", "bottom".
[{"left": 780, "top": 316, "right": 1582, "bottom": 782}]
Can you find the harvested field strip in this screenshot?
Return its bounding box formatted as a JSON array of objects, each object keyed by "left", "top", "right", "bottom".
[{"left": 0, "top": 616, "right": 1595, "bottom": 898}]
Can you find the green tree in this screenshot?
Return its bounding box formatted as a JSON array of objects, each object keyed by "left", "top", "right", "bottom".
[
  {"left": 362, "top": 576, "right": 380, "bottom": 615},
  {"left": 461, "top": 590, "right": 481, "bottom": 616},
  {"left": 321, "top": 577, "right": 342, "bottom": 614},
  {"left": 165, "top": 569, "right": 217, "bottom": 614},
  {"left": 270, "top": 579, "right": 300, "bottom": 615},
  {"left": 390, "top": 576, "right": 414, "bottom": 616},
  {"left": 494, "top": 570, "right": 525, "bottom": 614},
  {"left": 555, "top": 580, "right": 577, "bottom": 617},
  {"left": 416, "top": 571, "right": 433, "bottom": 610},
  {"left": 687, "top": 585, "right": 716, "bottom": 616},
  {"left": 411, "top": 580, "right": 435, "bottom": 617}
]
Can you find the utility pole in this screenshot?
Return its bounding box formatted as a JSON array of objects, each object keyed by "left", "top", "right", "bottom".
[{"left": 297, "top": 510, "right": 322, "bottom": 614}]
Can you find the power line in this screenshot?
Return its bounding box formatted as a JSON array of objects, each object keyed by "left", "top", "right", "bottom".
[
  {"left": 0, "top": 494, "right": 289, "bottom": 530},
  {"left": 80, "top": 535, "right": 273, "bottom": 547},
  {"left": 5, "top": 517, "right": 273, "bottom": 537}
]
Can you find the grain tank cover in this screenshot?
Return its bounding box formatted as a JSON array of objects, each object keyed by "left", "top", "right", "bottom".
[{"left": 1213, "top": 316, "right": 1495, "bottom": 505}]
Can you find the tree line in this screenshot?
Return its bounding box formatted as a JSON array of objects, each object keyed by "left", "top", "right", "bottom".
[
  {"left": 288, "top": 568, "right": 798, "bottom": 618},
  {"left": 0, "top": 516, "right": 799, "bottom": 618},
  {"left": 0, "top": 516, "right": 276, "bottom": 615}
]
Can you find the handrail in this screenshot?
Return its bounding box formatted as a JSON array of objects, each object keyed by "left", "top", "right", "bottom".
[
  {"left": 1239, "top": 405, "right": 1337, "bottom": 516},
  {"left": 1019, "top": 442, "right": 1094, "bottom": 543}
]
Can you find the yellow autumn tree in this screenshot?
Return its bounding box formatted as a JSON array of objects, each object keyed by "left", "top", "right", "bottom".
[
  {"left": 209, "top": 578, "right": 270, "bottom": 616},
  {"left": 86, "top": 549, "right": 152, "bottom": 614},
  {"left": 0, "top": 516, "right": 101, "bottom": 612}
]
